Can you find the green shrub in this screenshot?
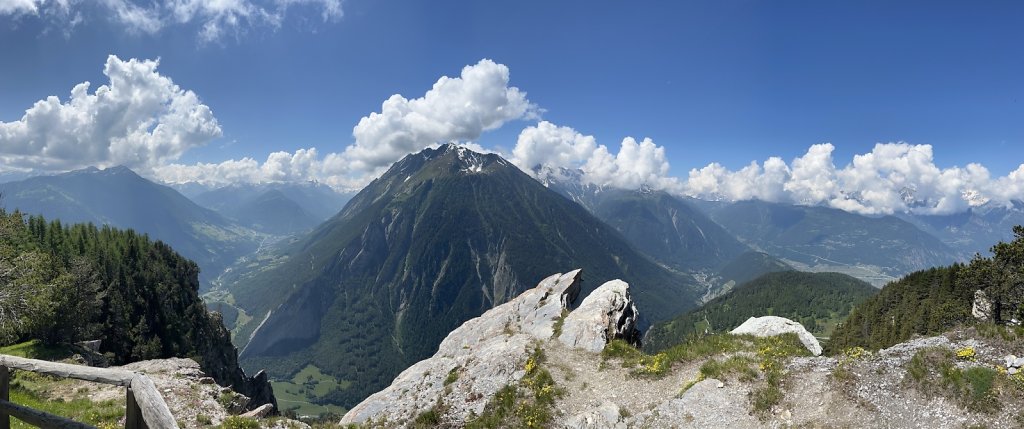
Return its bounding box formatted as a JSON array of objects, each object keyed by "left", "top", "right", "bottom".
[
  {"left": 218, "top": 416, "right": 260, "bottom": 429},
  {"left": 444, "top": 366, "right": 460, "bottom": 386},
  {"left": 466, "top": 346, "right": 563, "bottom": 428},
  {"left": 551, "top": 309, "right": 570, "bottom": 339},
  {"left": 905, "top": 347, "right": 1001, "bottom": 412},
  {"left": 412, "top": 408, "right": 441, "bottom": 428}
]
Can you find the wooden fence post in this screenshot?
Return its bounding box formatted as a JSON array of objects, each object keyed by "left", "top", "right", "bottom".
[
  {"left": 1, "top": 365, "right": 9, "bottom": 429},
  {"left": 125, "top": 387, "right": 143, "bottom": 429}
]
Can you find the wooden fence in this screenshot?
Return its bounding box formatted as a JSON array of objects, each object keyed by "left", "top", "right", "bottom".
[{"left": 0, "top": 354, "right": 178, "bottom": 429}]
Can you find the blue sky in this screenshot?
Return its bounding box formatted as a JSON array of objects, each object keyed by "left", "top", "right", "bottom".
[{"left": 1, "top": 0, "right": 1022, "bottom": 213}]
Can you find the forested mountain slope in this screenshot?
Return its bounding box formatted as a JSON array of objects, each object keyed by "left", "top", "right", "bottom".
[
  {"left": 0, "top": 166, "right": 262, "bottom": 290},
  {"left": 645, "top": 271, "right": 876, "bottom": 352},
  {"left": 830, "top": 226, "right": 1024, "bottom": 352}
]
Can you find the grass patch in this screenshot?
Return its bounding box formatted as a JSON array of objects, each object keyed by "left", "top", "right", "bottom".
[
  {"left": 466, "top": 346, "right": 564, "bottom": 428},
  {"left": 269, "top": 364, "right": 350, "bottom": 418},
  {"left": 0, "top": 340, "right": 75, "bottom": 361},
  {"left": 551, "top": 309, "right": 570, "bottom": 339},
  {"left": 604, "top": 333, "right": 808, "bottom": 380},
  {"left": 412, "top": 406, "right": 443, "bottom": 428},
  {"left": 0, "top": 341, "right": 124, "bottom": 428},
  {"left": 218, "top": 416, "right": 260, "bottom": 429},
  {"left": 975, "top": 323, "right": 1024, "bottom": 341},
  {"left": 905, "top": 347, "right": 1002, "bottom": 412},
  {"left": 603, "top": 333, "right": 808, "bottom": 417},
  {"left": 444, "top": 366, "right": 460, "bottom": 386},
  {"left": 831, "top": 346, "right": 871, "bottom": 382},
  {"left": 700, "top": 356, "right": 758, "bottom": 382},
  {"left": 6, "top": 376, "right": 123, "bottom": 429}
]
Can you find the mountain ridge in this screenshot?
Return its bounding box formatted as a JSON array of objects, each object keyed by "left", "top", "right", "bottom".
[
  {"left": 0, "top": 166, "right": 263, "bottom": 290},
  {"left": 225, "top": 144, "right": 703, "bottom": 409}
]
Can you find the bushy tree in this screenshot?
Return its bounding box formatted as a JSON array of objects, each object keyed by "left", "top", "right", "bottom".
[{"left": 959, "top": 225, "right": 1024, "bottom": 323}]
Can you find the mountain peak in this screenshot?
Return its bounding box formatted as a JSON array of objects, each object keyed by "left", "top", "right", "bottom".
[
  {"left": 100, "top": 165, "right": 138, "bottom": 176},
  {"left": 381, "top": 144, "right": 514, "bottom": 187}
]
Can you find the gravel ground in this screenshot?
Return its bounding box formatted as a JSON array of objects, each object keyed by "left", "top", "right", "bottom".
[{"left": 542, "top": 331, "right": 1024, "bottom": 429}]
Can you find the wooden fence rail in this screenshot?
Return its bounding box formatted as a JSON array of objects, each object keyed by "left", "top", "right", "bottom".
[{"left": 0, "top": 354, "right": 178, "bottom": 429}]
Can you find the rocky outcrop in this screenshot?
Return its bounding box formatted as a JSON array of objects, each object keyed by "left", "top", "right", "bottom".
[
  {"left": 973, "top": 289, "right": 994, "bottom": 322},
  {"left": 198, "top": 312, "right": 278, "bottom": 412},
  {"left": 340, "top": 269, "right": 583, "bottom": 426},
  {"left": 730, "top": 316, "right": 822, "bottom": 356},
  {"left": 558, "top": 280, "right": 640, "bottom": 352},
  {"left": 62, "top": 358, "right": 305, "bottom": 428},
  {"left": 342, "top": 269, "right": 1024, "bottom": 429}
]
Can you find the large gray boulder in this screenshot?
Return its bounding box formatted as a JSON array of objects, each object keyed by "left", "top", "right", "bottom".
[
  {"left": 340, "top": 269, "right": 583, "bottom": 426},
  {"left": 972, "top": 289, "right": 994, "bottom": 323},
  {"left": 563, "top": 401, "right": 626, "bottom": 429},
  {"left": 558, "top": 279, "right": 640, "bottom": 352},
  {"left": 730, "top": 316, "right": 822, "bottom": 356}
]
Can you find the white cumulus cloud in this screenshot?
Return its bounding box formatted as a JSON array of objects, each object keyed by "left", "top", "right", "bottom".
[
  {"left": 155, "top": 59, "right": 536, "bottom": 190},
  {"left": 0, "top": 54, "right": 221, "bottom": 174},
  {"left": 346, "top": 59, "right": 537, "bottom": 173},
  {"left": 154, "top": 148, "right": 323, "bottom": 186},
  {"left": 682, "top": 142, "right": 1024, "bottom": 215},
  {"left": 514, "top": 120, "right": 1024, "bottom": 215},
  {"left": 511, "top": 121, "right": 596, "bottom": 172},
  {"left": 0, "top": 0, "right": 42, "bottom": 15},
  {"left": 0, "top": 0, "right": 343, "bottom": 41},
  {"left": 511, "top": 121, "right": 682, "bottom": 191}
]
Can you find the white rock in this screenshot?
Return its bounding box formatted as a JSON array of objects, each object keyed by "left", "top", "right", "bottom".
[
  {"left": 1006, "top": 355, "right": 1018, "bottom": 368},
  {"left": 341, "top": 270, "right": 583, "bottom": 426},
  {"left": 1009, "top": 367, "right": 1020, "bottom": 375},
  {"left": 558, "top": 280, "right": 640, "bottom": 353},
  {"left": 241, "top": 403, "right": 274, "bottom": 418},
  {"left": 972, "top": 289, "right": 993, "bottom": 322},
  {"left": 1014, "top": 357, "right": 1024, "bottom": 368},
  {"left": 730, "top": 316, "right": 822, "bottom": 356},
  {"left": 563, "top": 401, "right": 624, "bottom": 429}
]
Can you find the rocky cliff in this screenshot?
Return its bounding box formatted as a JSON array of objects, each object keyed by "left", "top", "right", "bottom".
[
  {"left": 198, "top": 312, "right": 278, "bottom": 412},
  {"left": 342, "top": 270, "right": 1024, "bottom": 429}
]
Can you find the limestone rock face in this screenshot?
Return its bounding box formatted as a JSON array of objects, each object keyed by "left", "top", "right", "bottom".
[
  {"left": 558, "top": 280, "right": 640, "bottom": 352},
  {"left": 340, "top": 269, "right": 583, "bottom": 426},
  {"left": 730, "top": 316, "right": 822, "bottom": 356},
  {"left": 972, "top": 289, "right": 994, "bottom": 322}
]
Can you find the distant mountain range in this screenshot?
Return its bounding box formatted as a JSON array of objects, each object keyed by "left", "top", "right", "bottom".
[
  {"left": 225, "top": 144, "right": 703, "bottom": 408},
  {"left": 535, "top": 166, "right": 787, "bottom": 301},
  {"left": 898, "top": 201, "right": 1024, "bottom": 259},
  {"left": 190, "top": 182, "right": 352, "bottom": 233},
  {"left": 0, "top": 166, "right": 262, "bottom": 290},
  {"left": 533, "top": 166, "right": 966, "bottom": 287},
  {"left": 701, "top": 200, "right": 960, "bottom": 286}
]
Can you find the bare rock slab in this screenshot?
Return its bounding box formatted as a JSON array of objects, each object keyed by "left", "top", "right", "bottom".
[
  {"left": 558, "top": 279, "right": 640, "bottom": 352},
  {"left": 730, "top": 316, "right": 822, "bottom": 356},
  {"left": 340, "top": 269, "right": 583, "bottom": 426}
]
